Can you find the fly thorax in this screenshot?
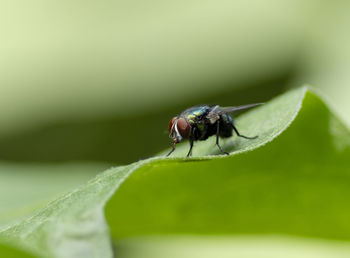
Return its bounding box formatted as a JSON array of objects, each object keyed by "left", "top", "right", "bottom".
[{"left": 207, "top": 113, "right": 220, "bottom": 124}]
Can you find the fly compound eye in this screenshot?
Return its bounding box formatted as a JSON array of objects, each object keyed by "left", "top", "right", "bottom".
[
  {"left": 176, "top": 118, "right": 190, "bottom": 138},
  {"left": 168, "top": 117, "right": 177, "bottom": 132}
]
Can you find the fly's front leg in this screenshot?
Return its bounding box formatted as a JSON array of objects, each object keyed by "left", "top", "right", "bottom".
[
  {"left": 216, "top": 122, "right": 229, "bottom": 155},
  {"left": 186, "top": 126, "right": 196, "bottom": 157},
  {"left": 186, "top": 139, "right": 194, "bottom": 157},
  {"left": 166, "top": 142, "right": 176, "bottom": 157}
]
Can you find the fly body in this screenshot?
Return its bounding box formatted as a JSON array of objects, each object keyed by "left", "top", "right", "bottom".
[{"left": 167, "top": 103, "right": 262, "bottom": 157}]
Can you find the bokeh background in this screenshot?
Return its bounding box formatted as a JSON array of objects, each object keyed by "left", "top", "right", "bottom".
[
  {"left": 1, "top": 0, "right": 350, "bottom": 256},
  {"left": 0, "top": 0, "right": 349, "bottom": 165}
]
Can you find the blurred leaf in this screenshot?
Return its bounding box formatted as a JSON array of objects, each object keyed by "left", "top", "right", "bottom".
[
  {"left": 0, "top": 162, "right": 107, "bottom": 229},
  {"left": 1, "top": 87, "right": 349, "bottom": 258},
  {"left": 115, "top": 236, "right": 350, "bottom": 258},
  {"left": 0, "top": 1, "right": 313, "bottom": 135},
  {"left": 0, "top": 240, "right": 35, "bottom": 258},
  {"left": 291, "top": 1, "right": 350, "bottom": 125}
]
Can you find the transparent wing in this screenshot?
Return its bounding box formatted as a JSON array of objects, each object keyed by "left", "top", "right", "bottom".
[{"left": 210, "top": 103, "right": 263, "bottom": 115}]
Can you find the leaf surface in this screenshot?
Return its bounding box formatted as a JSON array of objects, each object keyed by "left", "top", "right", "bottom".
[{"left": 1, "top": 87, "right": 349, "bottom": 258}]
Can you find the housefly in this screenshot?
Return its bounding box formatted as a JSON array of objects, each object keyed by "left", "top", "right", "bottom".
[{"left": 167, "top": 103, "right": 262, "bottom": 157}]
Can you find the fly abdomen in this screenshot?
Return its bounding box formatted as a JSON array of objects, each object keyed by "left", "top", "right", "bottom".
[{"left": 218, "top": 114, "right": 234, "bottom": 138}]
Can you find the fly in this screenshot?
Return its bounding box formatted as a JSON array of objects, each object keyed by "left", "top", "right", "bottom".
[{"left": 167, "top": 103, "right": 263, "bottom": 157}]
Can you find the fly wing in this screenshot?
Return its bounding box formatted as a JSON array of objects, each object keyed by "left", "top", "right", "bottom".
[{"left": 211, "top": 103, "right": 263, "bottom": 115}]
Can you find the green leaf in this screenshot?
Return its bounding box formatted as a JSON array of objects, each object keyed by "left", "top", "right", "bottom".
[
  {"left": 1, "top": 87, "right": 349, "bottom": 257},
  {"left": 0, "top": 163, "right": 107, "bottom": 229},
  {"left": 114, "top": 236, "right": 350, "bottom": 258},
  {"left": 0, "top": 240, "right": 35, "bottom": 258}
]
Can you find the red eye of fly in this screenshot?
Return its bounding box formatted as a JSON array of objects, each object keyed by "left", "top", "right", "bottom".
[
  {"left": 176, "top": 117, "right": 190, "bottom": 138},
  {"left": 168, "top": 117, "right": 177, "bottom": 132}
]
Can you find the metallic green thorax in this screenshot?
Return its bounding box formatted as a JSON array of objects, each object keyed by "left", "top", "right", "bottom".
[
  {"left": 181, "top": 105, "right": 211, "bottom": 126},
  {"left": 181, "top": 106, "right": 212, "bottom": 137}
]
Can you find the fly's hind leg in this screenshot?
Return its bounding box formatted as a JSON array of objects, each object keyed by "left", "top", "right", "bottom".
[{"left": 231, "top": 123, "right": 258, "bottom": 139}]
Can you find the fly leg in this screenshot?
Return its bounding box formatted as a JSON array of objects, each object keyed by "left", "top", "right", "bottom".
[
  {"left": 231, "top": 123, "right": 258, "bottom": 139},
  {"left": 166, "top": 142, "right": 176, "bottom": 156},
  {"left": 216, "top": 122, "right": 229, "bottom": 155},
  {"left": 186, "top": 126, "right": 197, "bottom": 157},
  {"left": 186, "top": 139, "right": 194, "bottom": 157}
]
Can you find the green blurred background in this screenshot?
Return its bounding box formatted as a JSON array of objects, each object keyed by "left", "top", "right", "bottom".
[
  {"left": 0, "top": 0, "right": 349, "bottom": 165},
  {"left": 0, "top": 1, "right": 350, "bottom": 256}
]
